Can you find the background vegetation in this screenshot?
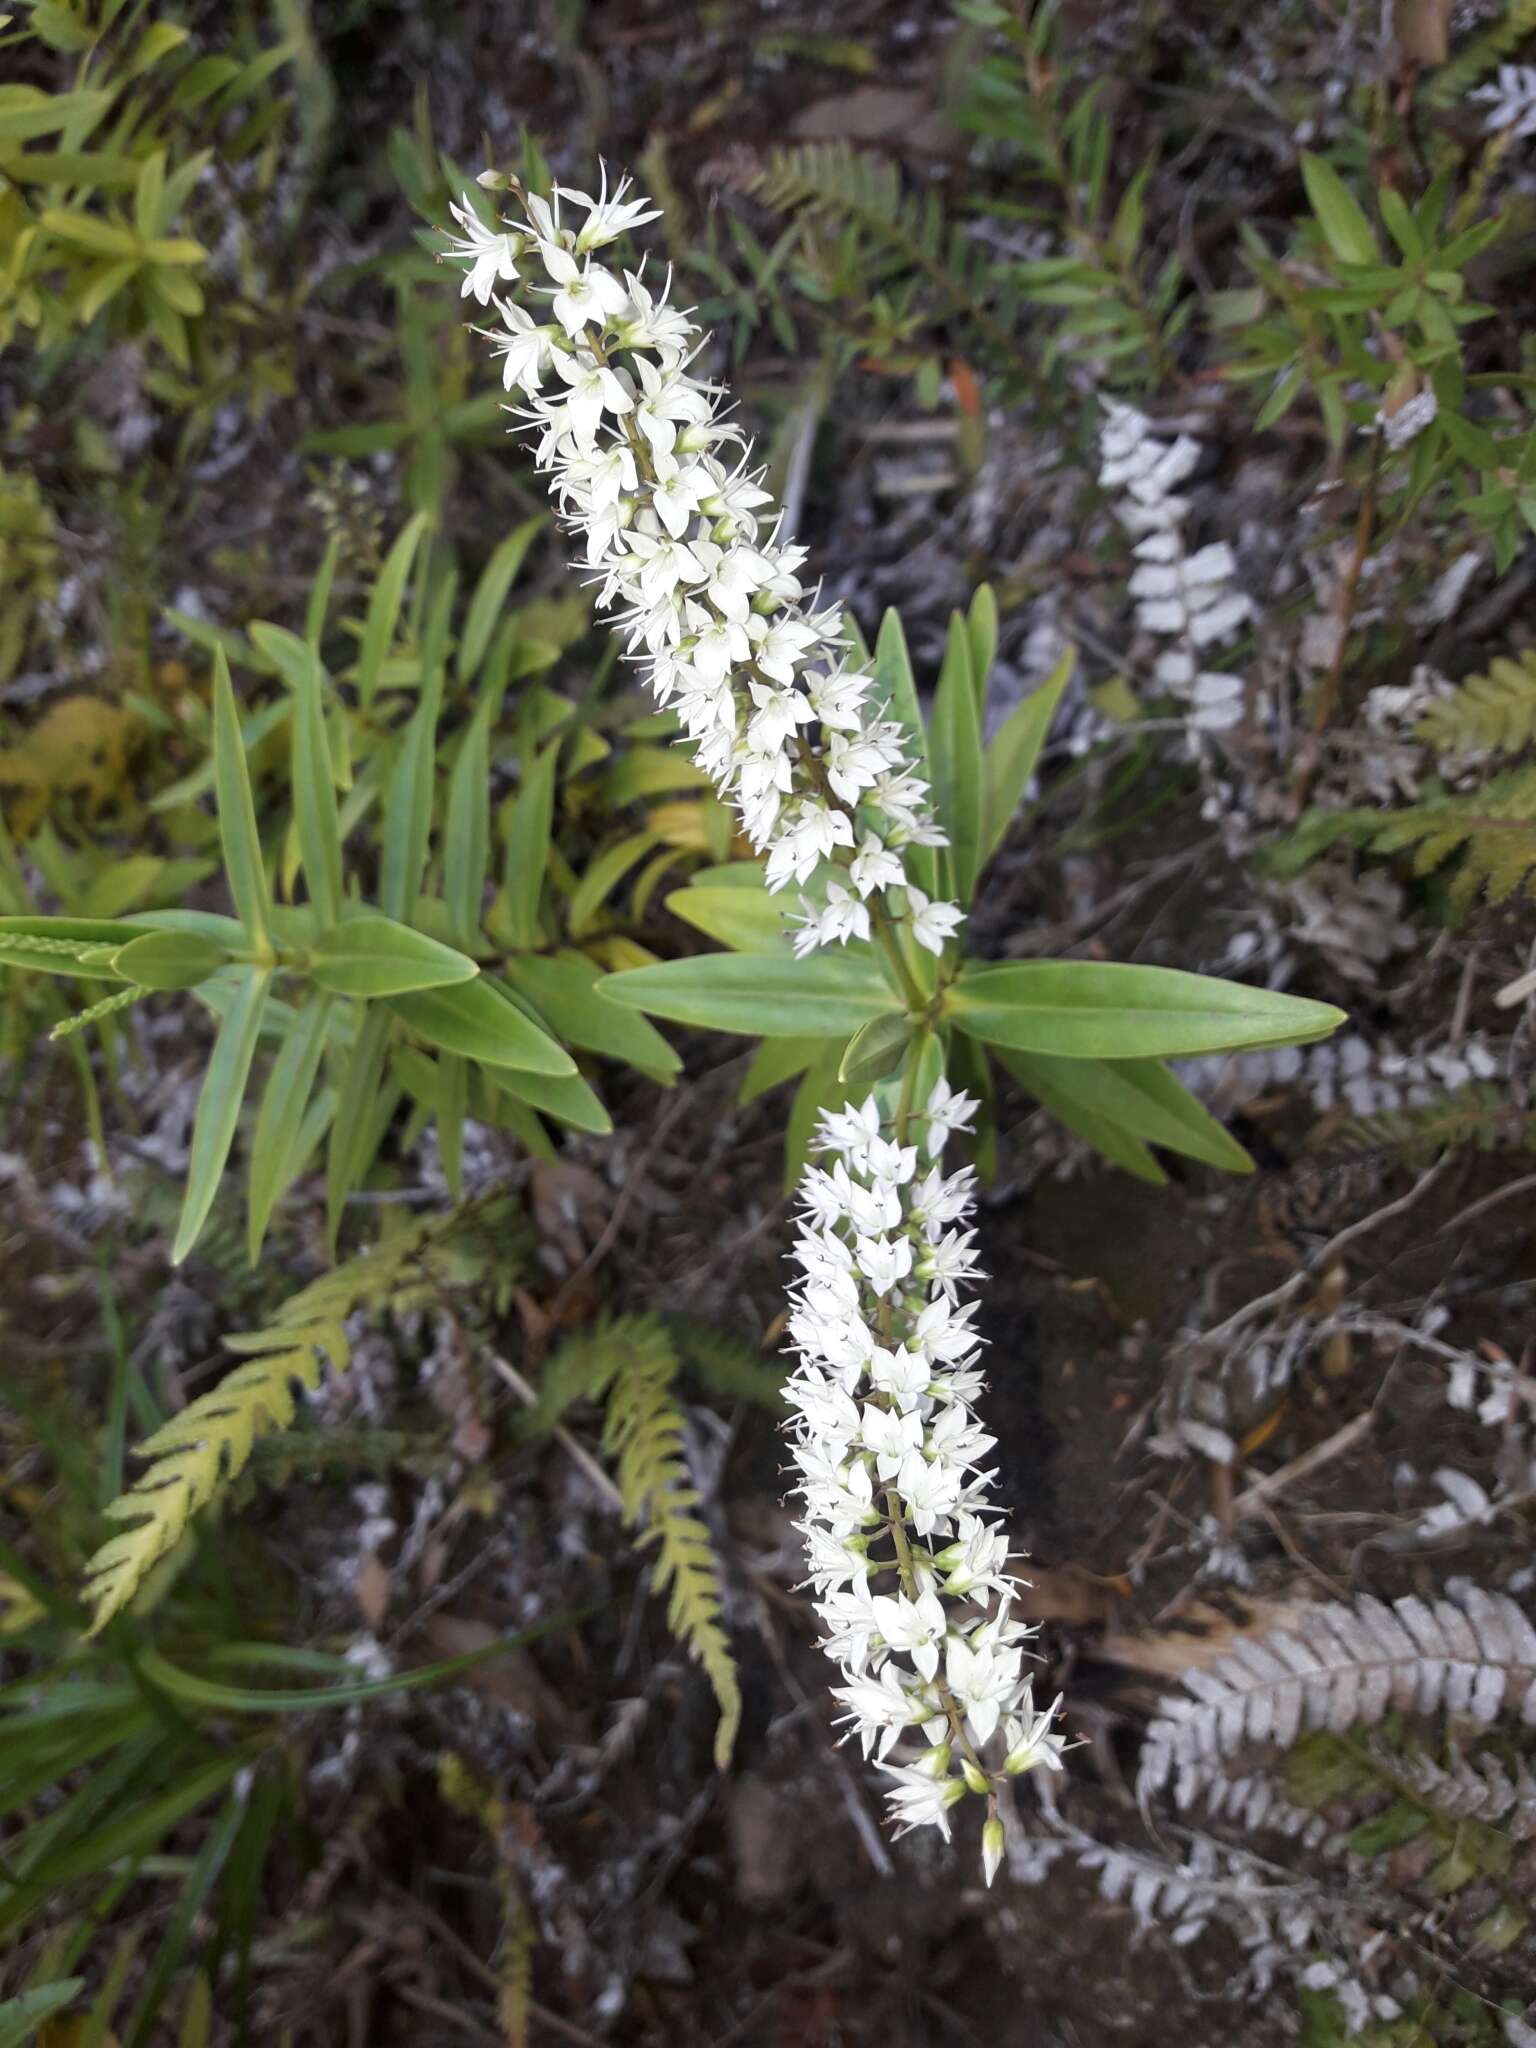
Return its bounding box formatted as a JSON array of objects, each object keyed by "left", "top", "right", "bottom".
[{"left": 6, "top": 1, "right": 1536, "bottom": 2042}]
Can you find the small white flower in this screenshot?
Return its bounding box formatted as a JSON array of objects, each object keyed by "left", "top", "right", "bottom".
[
  {"left": 540, "top": 244, "right": 630, "bottom": 337},
  {"left": 905, "top": 885, "right": 965, "bottom": 956},
  {"left": 444, "top": 193, "right": 521, "bottom": 303},
  {"left": 923, "top": 1075, "right": 978, "bottom": 1156}
]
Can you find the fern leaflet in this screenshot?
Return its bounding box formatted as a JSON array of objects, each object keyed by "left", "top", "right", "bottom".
[
  {"left": 1417, "top": 649, "right": 1536, "bottom": 758},
  {"left": 83, "top": 1194, "right": 527, "bottom": 1631},
  {"left": 564, "top": 1315, "right": 743, "bottom": 1769},
  {"left": 1424, "top": 0, "right": 1536, "bottom": 106}
]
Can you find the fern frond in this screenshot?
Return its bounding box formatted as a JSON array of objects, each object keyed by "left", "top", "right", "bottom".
[
  {"left": 1381, "top": 1740, "right": 1536, "bottom": 1840},
  {"left": 670, "top": 1316, "right": 787, "bottom": 1411},
  {"left": 746, "top": 141, "right": 1017, "bottom": 359},
  {"left": 1417, "top": 649, "right": 1536, "bottom": 759},
  {"left": 83, "top": 1336, "right": 335, "bottom": 1632},
  {"left": 1335, "top": 1083, "right": 1531, "bottom": 1165},
  {"left": 593, "top": 1316, "right": 742, "bottom": 1768},
  {"left": 82, "top": 1194, "right": 528, "bottom": 1632},
  {"left": 1425, "top": 0, "right": 1536, "bottom": 106},
  {"left": 1283, "top": 764, "right": 1536, "bottom": 909},
  {"left": 1139, "top": 1588, "right": 1536, "bottom": 1809}
]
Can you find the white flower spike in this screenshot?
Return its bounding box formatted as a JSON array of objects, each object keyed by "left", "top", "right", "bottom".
[
  {"left": 448, "top": 171, "right": 1063, "bottom": 1880},
  {"left": 448, "top": 171, "right": 965, "bottom": 962}
]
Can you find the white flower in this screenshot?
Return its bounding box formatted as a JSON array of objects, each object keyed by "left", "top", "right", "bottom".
[
  {"left": 444, "top": 193, "right": 521, "bottom": 303},
  {"left": 881, "top": 1755, "right": 966, "bottom": 1838},
  {"left": 854, "top": 1233, "right": 913, "bottom": 1298},
  {"left": 923, "top": 1076, "right": 978, "bottom": 1156},
  {"left": 540, "top": 244, "right": 630, "bottom": 337},
  {"left": 560, "top": 164, "right": 662, "bottom": 251},
  {"left": 848, "top": 832, "right": 904, "bottom": 898},
  {"left": 906, "top": 885, "right": 965, "bottom": 956}
]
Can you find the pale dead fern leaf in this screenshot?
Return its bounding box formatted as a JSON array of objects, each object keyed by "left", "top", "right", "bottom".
[{"left": 1139, "top": 1588, "right": 1536, "bottom": 1808}]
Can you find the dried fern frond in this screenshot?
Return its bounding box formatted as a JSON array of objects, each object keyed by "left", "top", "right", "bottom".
[
  {"left": 591, "top": 1316, "right": 742, "bottom": 1769},
  {"left": 1417, "top": 649, "right": 1536, "bottom": 760},
  {"left": 83, "top": 1194, "right": 528, "bottom": 1632},
  {"left": 1380, "top": 1740, "right": 1536, "bottom": 1840},
  {"left": 1140, "top": 1588, "right": 1536, "bottom": 1809}
]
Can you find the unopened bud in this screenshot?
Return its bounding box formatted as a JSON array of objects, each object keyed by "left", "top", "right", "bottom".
[{"left": 982, "top": 1816, "right": 1005, "bottom": 1887}]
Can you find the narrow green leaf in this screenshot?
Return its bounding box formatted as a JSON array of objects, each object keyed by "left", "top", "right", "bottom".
[
  {"left": 38, "top": 206, "right": 140, "bottom": 258},
  {"left": 982, "top": 645, "right": 1075, "bottom": 861},
  {"left": 285, "top": 642, "right": 342, "bottom": 928},
  {"left": 739, "top": 1035, "right": 828, "bottom": 1102},
  {"left": 380, "top": 691, "right": 442, "bottom": 924},
  {"left": 503, "top": 949, "right": 680, "bottom": 1075},
  {"left": 839, "top": 1012, "right": 912, "bottom": 1089},
  {"left": 664, "top": 881, "right": 794, "bottom": 953},
  {"left": 387, "top": 978, "right": 575, "bottom": 1076},
  {"left": 503, "top": 739, "right": 559, "bottom": 950},
  {"left": 488, "top": 1066, "right": 612, "bottom": 1135},
  {"left": 310, "top": 916, "right": 477, "bottom": 998},
  {"left": 928, "top": 610, "right": 983, "bottom": 901},
  {"left": 568, "top": 831, "right": 659, "bottom": 937},
  {"left": 950, "top": 960, "right": 1345, "bottom": 1060},
  {"left": 870, "top": 608, "right": 935, "bottom": 895},
  {"left": 599, "top": 952, "right": 902, "bottom": 1038},
  {"left": 172, "top": 967, "right": 271, "bottom": 1264},
  {"left": 356, "top": 512, "right": 428, "bottom": 706},
  {"left": 325, "top": 1003, "right": 391, "bottom": 1246},
  {"left": 211, "top": 648, "right": 270, "bottom": 952},
  {"left": 0, "top": 1982, "right": 85, "bottom": 2047},
  {"left": 1002, "top": 1050, "right": 1252, "bottom": 1176},
  {"left": 444, "top": 694, "right": 499, "bottom": 950},
  {"left": 457, "top": 515, "right": 544, "bottom": 682},
  {"left": 112, "top": 929, "right": 224, "bottom": 991},
  {"left": 967, "top": 584, "right": 998, "bottom": 712},
  {"left": 996, "top": 1048, "right": 1165, "bottom": 1183},
  {"left": 247, "top": 995, "right": 333, "bottom": 1259},
  {"left": 1300, "top": 150, "right": 1379, "bottom": 266}
]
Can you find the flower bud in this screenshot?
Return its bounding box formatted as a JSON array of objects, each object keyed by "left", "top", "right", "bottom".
[
  {"left": 981, "top": 1817, "right": 1005, "bottom": 1888},
  {"left": 960, "top": 1755, "right": 990, "bottom": 1798}
]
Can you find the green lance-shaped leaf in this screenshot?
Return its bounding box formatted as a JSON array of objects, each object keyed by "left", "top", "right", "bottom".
[
  {"left": 948, "top": 960, "right": 1344, "bottom": 1061},
  {"left": 569, "top": 830, "right": 661, "bottom": 937},
  {"left": 326, "top": 1002, "right": 392, "bottom": 1245},
  {"left": 1001, "top": 1049, "right": 1254, "bottom": 1181},
  {"left": 386, "top": 977, "right": 576, "bottom": 1076},
  {"left": 247, "top": 994, "right": 334, "bottom": 1258},
  {"left": 457, "top": 514, "right": 545, "bottom": 682},
  {"left": 599, "top": 952, "right": 903, "bottom": 1039},
  {"left": 839, "top": 1011, "right": 912, "bottom": 1090},
  {"left": 927, "top": 610, "right": 983, "bottom": 902},
  {"left": 664, "top": 880, "right": 796, "bottom": 953},
  {"left": 379, "top": 583, "right": 450, "bottom": 924},
  {"left": 503, "top": 738, "right": 560, "bottom": 951},
  {"left": 1300, "top": 150, "right": 1379, "bottom": 267},
  {"left": 502, "top": 948, "right": 680, "bottom": 1077},
  {"left": 967, "top": 584, "right": 998, "bottom": 713},
  {"left": 488, "top": 1065, "right": 613, "bottom": 1135},
  {"left": 982, "top": 645, "right": 1075, "bottom": 863},
  {"left": 211, "top": 648, "right": 271, "bottom": 953},
  {"left": 289, "top": 640, "right": 342, "bottom": 927},
  {"left": 173, "top": 966, "right": 271, "bottom": 1263},
  {"left": 112, "top": 928, "right": 226, "bottom": 991},
  {"left": 356, "top": 511, "right": 429, "bottom": 706},
  {"left": 870, "top": 607, "right": 936, "bottom": 896},
  {"left": 444, "top": 691, "right": 501, "bottom": 949},
  {"left": 308, "top": 915, "right": 478, "bottom": 999}
]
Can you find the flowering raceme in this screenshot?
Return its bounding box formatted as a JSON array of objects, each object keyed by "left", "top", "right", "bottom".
[
  {"left": 448, "top": 168, "right": 1064, "bottom": 1876},
  {"left": 450, "top": 166, "right": 960, "bottom": 966}
]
